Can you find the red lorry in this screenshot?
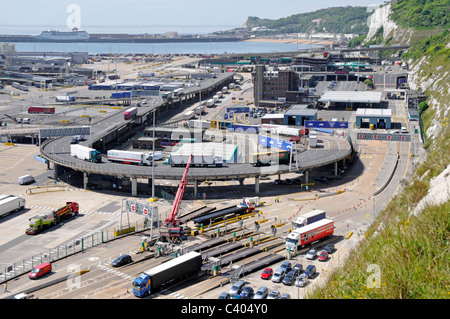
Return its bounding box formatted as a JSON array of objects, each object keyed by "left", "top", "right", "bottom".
[{"left": 28, "top": 106, "right": 55, "bottom": 114}]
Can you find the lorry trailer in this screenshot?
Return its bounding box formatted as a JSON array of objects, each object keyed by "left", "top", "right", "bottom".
[
  {"left": 107, "top": 150, "right": 152, "bottom": 166},
  {"left": 55, "top": 96, "right": 75, "bottom": 103},
  {"left": 249, "top": 150, "right": 290, "bottom": 166},
  {"left": 28, "top": 106, "right": 55, "bottom": 114},
  {"left": 133, "top": 251, "right": 202, "bottom": 297},
  {"left": 124, "top": 107, "right": 138, "bottom": 120},
  {"left": 0, "top": 195, "right": 26, "bottom": 218},
  {"left": 26, "top": 202, "right": 79, "bottom": 235},
  {"left": 70, "top": 144, "right": 102, "bottom": 163},
  {"left": 285, "top": 218, "right": 334, "bottom": 252},
  {"left": 169, "top": 154, "right": 223, "bottom": 167},
  {"left": 206, "top": 99, "right": 215, "bottom": 107},
  {"left": 293, "top": 209, "right": 326, "bottom": 228}
]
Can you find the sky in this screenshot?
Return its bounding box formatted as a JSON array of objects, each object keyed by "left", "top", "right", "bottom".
[{"left": 0, "top": 0, "right": 387, "bottom": 35}]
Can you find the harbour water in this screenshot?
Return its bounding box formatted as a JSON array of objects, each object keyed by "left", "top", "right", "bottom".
[{"left": 9, "top": 40, "right": 322, "bottom": 55}]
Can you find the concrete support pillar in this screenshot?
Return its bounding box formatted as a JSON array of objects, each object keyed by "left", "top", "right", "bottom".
[
  {"left": 193, "top": 180, "right": 198, "bottom": 197},
  {"left": 239, "top": 178, "right": 244, "bottom": 186},
  {"left": 255, "top": 177, "right": 260, "bottom": 194},
  {"left": 305, "top": 170, "right": 309, "bottom": 184},
  {"left": 334, "top": 162, "right": 338, "bottom": 176},
  {"left": 131, "top": 177, "right": 137, "bottom": 196},
  {"left": 83, "top": 172, "right": 88, "bottom": 190}
]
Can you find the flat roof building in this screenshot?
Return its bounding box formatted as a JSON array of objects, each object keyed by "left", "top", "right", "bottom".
[
  {"left": 283, "top": 104, "right": 318, "bottom": 126},
  {"left": 319, "top": 91, "right": 384, "bottom": 109},
  {"left": 355, "top": 108, "right": 392, "bottom": 129}
]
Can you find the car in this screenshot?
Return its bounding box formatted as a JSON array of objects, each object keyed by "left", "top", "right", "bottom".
[
  {"left": 323, "top": 243, "right": 335, "bottom": 254},
  {"left": 253, "top": 286, "right": 269, "bottom": 299},
  {"left": 304, "top": 265, "right": 316, "bottom": 278},
  {"left": 240, "top": 286, "right": 254, "bottom": 299},
  {"left": 318, "top": 250, "right": 329, "bottom": 262},
  {"left": 70, "top": 136, "right": 79, "bottom": 144},
  {"left": 295, "top": 273, "right": 309, "bottom": 287},
  {"left": 280, "top": 293, "right": 291, "bottom": 299},
  {"left": 267, "top": 290, "right": 281, "bottom": 299},
  {"left": 282, "top": 270, "right": 297, "bottom": 286},
  {"left": 289, "top": 136, "right": 302, "bottom": 142},
  {"left": 218, "top": 292, "right": 231, "bottom": 299},
  {"left": 292, "top": 263, "right": 303, "bottom": 274},
  {"left": 314, "top": 177, "right": 327, "bottom": 183},
  {"left": 261, "top": 267, "right": 273, "bottom": 280},
  {"left": 111, "top": 254, "right": 132, "bottom": 267},
  {"left": 229, "top": 280, "right": 246, "bottom": 295},
  {"left": 279, "top": 261, "right": 292, "bottom": 273},
  {"left": 306, "top": 248, "right": 317, "bottom": 260},
  {"left": 233, "top": 294, "right": 242, "bottom": 299},
  {"left": 271, "top": 268, "right": 285, "bottom": 283}
]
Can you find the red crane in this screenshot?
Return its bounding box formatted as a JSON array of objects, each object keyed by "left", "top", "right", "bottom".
[{"left": 164, "top": 154, "right": 193, "bottom": 228}]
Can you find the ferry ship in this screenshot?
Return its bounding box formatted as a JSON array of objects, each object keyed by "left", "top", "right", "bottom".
[{"left": 35, "top": 27, "right": 90, "bottom": 41}]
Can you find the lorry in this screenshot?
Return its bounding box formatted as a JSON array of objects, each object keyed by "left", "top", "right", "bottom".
[
  {"left": 206, "top": 99, "right": 215, "bottom": 107},
  {"left": 169, "top": 154, "right": 223, "bottom": 167},
  {"left": 183, "top": 110, "right": 195, "bottom": 120},
  {"left": 285, "top": 219, "right": 334, "bottom": 252},
  {"left": 293, "top": 209, "right": 326, "bottom": 228},
  {"left": 222, "top": 86, "right": 228, "bottom": 94},
  {"left": 70, "top": 144, "right": 102, "bottom": 163},
  {"left": 212, "top": 95, "right": 219, "bottom": 103},
  {"left": 0, "top": 195, "right": 26, "bottom": 218},
  {"left": 249, "top": 150, "right": 290, "bottom": 166},
  {"left": 107, "top": 149, "right": 153, "bottom": 166},
  {"left": 216, "top": 91, "right": 223, "bottom": 98},
  {"left": 124, "top": 107, "right": 138, "bottom": 120},
  {"left": 55, "top": 95, "right": 75, "bottom": 103},
  {"left": 26, "top": 202, "right": 79, "bottom": 235},
  {"left": 132, "top": 251, "right": 203, "bottom": 297},
  {"left": 228, "top": 83, "right": 235, "bottom": 90},
  {"left": 161, "top": 91, "right": 173, "bottom": 100},
  {"left": 28, "top": 106, "right": 55, "bottom": 114},
  {"left": 309, "top": 133, "right": 317, "bottom": 148},
  {"left": 148, "top": 151, "right": 163, "bottom": 161}
]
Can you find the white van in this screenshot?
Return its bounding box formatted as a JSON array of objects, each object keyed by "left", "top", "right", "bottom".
[
  {"left": 22, "top": 118, "right": 31, "bottom": 124},
  {"left": 18, "top": 175, "right": 35, "bottom": 185},
  {"left": 401, "top": 126, "right": 408, "bottom": 133}
]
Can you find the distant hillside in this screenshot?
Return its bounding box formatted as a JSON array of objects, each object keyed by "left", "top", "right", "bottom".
[{"left": 244, "top": 6, "right": 373, "bottom": 34}]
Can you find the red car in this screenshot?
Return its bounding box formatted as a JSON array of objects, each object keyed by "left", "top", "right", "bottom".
[
  {"left": 289, "top": 136, "right": 302, "bottom": 142},
  {"left": 261, "top": 267, "right": 273, "bottom": 280},
  {"left": 318, "top": 250, "right": 329, "bottom": 262}
]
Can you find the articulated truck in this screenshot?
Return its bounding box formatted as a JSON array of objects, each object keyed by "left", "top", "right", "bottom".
[
  {"left": 26, "top": 202, "right": 79, "bottom": 235},
  {"left": 285, "top": 219, "right": 334, "bottom": 252},
  {"left": 249, "top": 150, "right": 290, "bottom": 167},
  {"left": 107, "top": 150, "right": 153, "bottom": 166},
  {"left": 70, "top": 144, "right": 102, "bottom": 163},
  {"left": 0, "top": 195, "right": 26, "bottom": 218},
  {"left": 169, "top": 154, "right": 223, "bottom": 167},
  {"left": 293, "top": 210, "right": 326, "bottom": 228},
  {"left": 133, "top": 251, "right": 202, "bottom": 297}
]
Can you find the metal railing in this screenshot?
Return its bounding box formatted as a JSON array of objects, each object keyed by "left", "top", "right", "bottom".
[{"left": 0, "top": 219, "right": 149, "bottom": 284}]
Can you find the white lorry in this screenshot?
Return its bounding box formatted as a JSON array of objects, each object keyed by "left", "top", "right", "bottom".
[
  {"left": 148, "top": 151, "right": 163, "bottom": 161},
  {"left": 222, "top": 86, "right": 228, "bottom": 94},
  {"left": 309, "top": 133, "right": 318, "bottom": 148},
  {"left": 0, "top": 195, "right": 26, "bottom": 218},
  {"left": 293, "top": 209, "right": 326, "bottom": 228},
  {"left": 169, "top": 154, "right": 223, "bottom": 167},
  {"left": 206, "top": 99, "right": 215, "bottom": 107},
  {"left": 70, "top": 144, "right": 102, "bottom": 163},
  {"left": 194, "top": 104, "right": 206, "bottom": 115},
  {"left": 107, "top": 150, "right": 153, "bottom": 166},
  {"left": 184, "top": 110, "right": 195, "bottom": 120}
]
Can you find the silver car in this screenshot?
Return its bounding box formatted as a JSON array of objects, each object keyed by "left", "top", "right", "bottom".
[
  {"left": 271, "top": 269, "right": 285, "bottom": 283},
  {"left": 228, "top": 280, "right": 246, "bottom": 296},
  {"left": 253, "top": 286, "right": 269, "bottom": 299},
  {"left": 295, "top": 273, "right": 309, "bottom": 287},
  {"left": 306, "top": 248, "right": 317, "bottom": 260}
]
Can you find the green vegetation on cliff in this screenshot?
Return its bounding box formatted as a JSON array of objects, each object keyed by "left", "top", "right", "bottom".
[
  {"left": 245, "top": 6, "right": 372, "bottom": 34},
  {"left": 390, "top": 0, "right": 450, "bottom": 29}
]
